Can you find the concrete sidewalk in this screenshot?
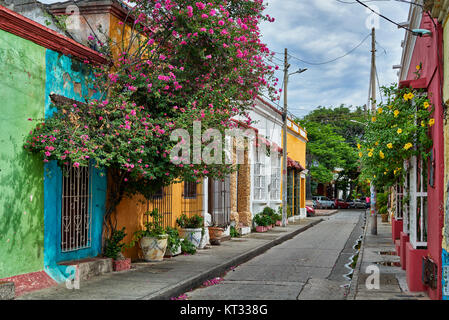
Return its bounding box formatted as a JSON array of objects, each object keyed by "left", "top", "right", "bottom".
[
  {"left": 18, "top": 218, "right": 322, "bottom": 300},
  {"left": 347, "top": 211, "right": 429, "bottom": 300}
]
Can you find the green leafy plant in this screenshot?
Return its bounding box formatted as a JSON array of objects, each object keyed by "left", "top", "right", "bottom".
[
  {"left": 165, "top": 226, "right": 182, "bottom": 254},
  {"left": 230, "top": 226, "right": 240, "bottom": 238},
  {"left": 254, "top": 213, "right": 271, "bottom": 227},
  {"left": 181, "top": 239, "right": 197, "bottom": 255},
  {"left": 104, "top": 227, "right": 127, "bottom": 260},
  {"left": 359, "top": 84, "right": 433, "bottom": 187},
  {"left": 129, "top": 209, "right": 166, "bottom": 247},
  {"left": 176, "top": 214, "right": 204, "bottom": 229}
]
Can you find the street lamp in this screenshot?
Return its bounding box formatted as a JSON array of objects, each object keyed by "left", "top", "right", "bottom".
[{"left": 282, "top": 48, "right": 307, "bottom": 227}]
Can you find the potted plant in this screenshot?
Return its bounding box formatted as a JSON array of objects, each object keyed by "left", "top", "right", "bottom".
[
  {"left": 208, "top": 224, "right": 225, "bottom": 245},
  {"left": 130, "top": 209, "right": 168, "bottom": 262},
  {"left": 176, "top": 214, "right": 206, "bottom": 248},
  {"left": 254, "top": 213, "right": 269, "bottom": 233},
  {"left": 104, "top": 227, "right": 131, "bottom": 271},
  {"left": 164, "top": 227, "right": 182, "bottom": 258},
  {"left": 262, "top": 207, "right": 277, "bottom": 228}
]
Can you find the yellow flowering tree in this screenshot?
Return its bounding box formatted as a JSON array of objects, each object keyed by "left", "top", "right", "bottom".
[{"left": 359, "top": 84, "right": 433, "bottom": 187}]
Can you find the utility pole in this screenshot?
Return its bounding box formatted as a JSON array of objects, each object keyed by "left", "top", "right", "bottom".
[
  {"left": 282, "top": 48, "right": 290, "bottom": 227},
  {"left": 370, "top": 27, "right": 377, "bottom": 235}
]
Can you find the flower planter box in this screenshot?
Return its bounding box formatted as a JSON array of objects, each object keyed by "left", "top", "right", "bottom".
[
  {"left": 275, "top": 220, "right": 282, "bottom": 226},
  {"left": 256, "top": 226, "right": 268, "bottom": 233},
  {"left": 113, "top": 258, "right": 131, "bottom": 272},
  {"left": 140, "top": 235, "right": 168, "bottom": 262}
]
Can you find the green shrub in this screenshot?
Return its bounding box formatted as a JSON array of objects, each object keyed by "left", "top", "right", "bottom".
[
  {"left": 104, "top": 227, "right": 127, "bottom": 259},
  {"left": 176, "top": 214, "right": 204, "bottom": 229},
  {"left": 181, "top": 239, "right": 197, "bottom": 255}
]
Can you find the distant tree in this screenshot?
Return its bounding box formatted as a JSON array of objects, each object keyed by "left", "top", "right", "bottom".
[{"left": 298, "top": 105, "right": 367, "bottom": 198}]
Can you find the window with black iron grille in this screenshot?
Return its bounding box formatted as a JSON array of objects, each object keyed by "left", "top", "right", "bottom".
[
  {"left": 61, "top": 164, "right": 92, "bottom": 252},
  {"left": 183, "top": 181, "right": 197, "bottom": 199}
]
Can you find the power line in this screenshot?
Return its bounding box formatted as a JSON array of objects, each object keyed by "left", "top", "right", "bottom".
[
  {"left": 354, "top": 0, "right": 417, "bottom": 33},
  {"left": 275, "top": 33, "right": 371, "bottom": 66}
]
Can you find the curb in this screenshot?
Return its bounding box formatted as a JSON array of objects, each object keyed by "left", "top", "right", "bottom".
[
  {"left": 346, "top": 210, "right": 369, "bottom": 300},
  {"left": 142, "top": 219, "right": 324, "bottom": 300}
]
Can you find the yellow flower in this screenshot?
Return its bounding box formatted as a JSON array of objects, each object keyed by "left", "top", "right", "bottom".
[
  {"left": 379, "top": 151, "right": 385, "bottom": 159},
  {"left": 359, "top": 152, "right": 363, "bottom": 158},
  {"left": 357, "top": 143, "right": 361, "bottom": 150},
  {"left": 408, "top": 92, "right": 414, "bottom": 100},
  {"left": 388, "top": 105, "right": 393, "bottom": 110},
  {"left": 404, "top": 143, "right": 413, "bottom": 150},
  {"left": 423, "top": 101, "right": 430, "bottom": 109},
  {"left": 429, "top": 118, "right": 435, "bottom": 127},
  {"left": 394, "top": 110, "right": 400, "bottom": 117},
  {"left": 387, "top": 143, "right": 393, "bottom": 149},
  {"left": 372, "top": 116, "right": 376, "bottom": 122},
  {"left": 384, "top": 171, "right": 387, "bottom": 175},
  {"left": 375, "top": 141, "right": 379, "bottom": 146},
  {"left": 397, "top": 128, "right": 403, "bottom": 134},
  {"left": 403, "top": 94, "right": 409, "bottom": 101},
  {"left": 421, "top": 121, "right": 426, "bottom": 127},
  {"left": 416, "top": 64, "right": 421, "bottom": 71},
  {"left": 368, "top": 152, "right": 373, "bottom": 157},
  {"left": 378, "top": 108, "right": 383, "bottom": 114}
]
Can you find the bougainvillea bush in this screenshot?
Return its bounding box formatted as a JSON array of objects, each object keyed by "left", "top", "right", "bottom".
[
  {"left": 24, "top": 0, "right": 279, "bottom": 236},
  {"left": 359, "top": 84, "right": 433, "bottom": 187}
]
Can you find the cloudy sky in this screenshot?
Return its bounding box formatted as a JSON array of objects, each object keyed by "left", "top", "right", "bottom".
[
  {"left": 260, "top": 0, "right": 411, "bottom": 118},
  {"left": 38, "top": 0, "right": 411, "bottom": 118}
]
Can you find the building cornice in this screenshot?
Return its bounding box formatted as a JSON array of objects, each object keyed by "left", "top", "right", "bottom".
[{"left": 0, "top": 4, "right": 107, "bottom": 65}]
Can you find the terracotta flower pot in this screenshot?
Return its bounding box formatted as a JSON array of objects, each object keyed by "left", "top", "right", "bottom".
[{"left": 208, "top": 227, "right": 224, "bottom": 240}]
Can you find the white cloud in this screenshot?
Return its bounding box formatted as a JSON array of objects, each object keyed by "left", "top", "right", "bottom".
[{"left": 260, "top": 0, "right": 410, "bottom": 118}]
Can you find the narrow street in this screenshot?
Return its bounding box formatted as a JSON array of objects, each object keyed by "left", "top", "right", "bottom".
[{"left": 185, "top": 210, "right": 365, "bottom": 300}]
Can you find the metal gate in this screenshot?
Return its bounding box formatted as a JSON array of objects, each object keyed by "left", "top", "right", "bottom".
[
  {"left": 208, "top": 177, "right": 231, "bottom": 227},
  {"left": 146, "top": 185, "right": 173, "bottom": 228},
  {"left": 182, "top": 181, "right": 204, "bottom": 218}
]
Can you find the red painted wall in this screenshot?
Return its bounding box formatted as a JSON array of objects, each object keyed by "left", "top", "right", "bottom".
[{"left": 403, "top": 14, "right": 444, "bottom": 300}]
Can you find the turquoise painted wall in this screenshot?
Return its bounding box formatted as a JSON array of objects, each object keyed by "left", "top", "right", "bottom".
[
  {"left": 43, "top": 50, "right": 107, "bottom": 283},
  {"left": 0, "top": 30, "right": 46, "bottom": 279}
]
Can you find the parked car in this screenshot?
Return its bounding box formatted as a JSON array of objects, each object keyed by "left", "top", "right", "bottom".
[
  {"left": 334, "top": 198, "right": 349, "bottom": 209},
  {"left": 353, "top": 199, "right": 366, "bottom": 209},
  {"left": 306, "top": 206, "right": 315, "bottom": 217},
  {"left": 346, "top": 199, "right": 355, "bottom": 208},
  {"left": 312, "top": 196, "right": 335, "bottom": 209}
]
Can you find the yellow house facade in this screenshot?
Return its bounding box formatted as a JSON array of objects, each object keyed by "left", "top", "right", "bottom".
[{"left": 284, "top": 117, "right": 308, "bottom": 219}]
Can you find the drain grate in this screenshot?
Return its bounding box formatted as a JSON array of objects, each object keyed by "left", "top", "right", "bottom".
[
  {"left": 375, "top": 261, "right": 401, "bottom": 267},
  {"left": 379, "top": 251, "right": 397, "bottom": 256}
]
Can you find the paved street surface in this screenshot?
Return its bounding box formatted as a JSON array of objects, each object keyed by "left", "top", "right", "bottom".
[{"left": 186, "top": 210, "right": 365, "bottom": 300}]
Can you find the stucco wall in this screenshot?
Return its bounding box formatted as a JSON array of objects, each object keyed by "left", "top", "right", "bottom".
[
  {"left": 43, "top": 50, "right": 106, "bottom": 282},
  {"left": 0, "top": 29, "right": 46, "bottom": 279}
]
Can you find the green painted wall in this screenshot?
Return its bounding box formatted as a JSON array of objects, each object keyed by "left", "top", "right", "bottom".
[{"left": 0, "top": 29, "right": 46, "bottom": 279}]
